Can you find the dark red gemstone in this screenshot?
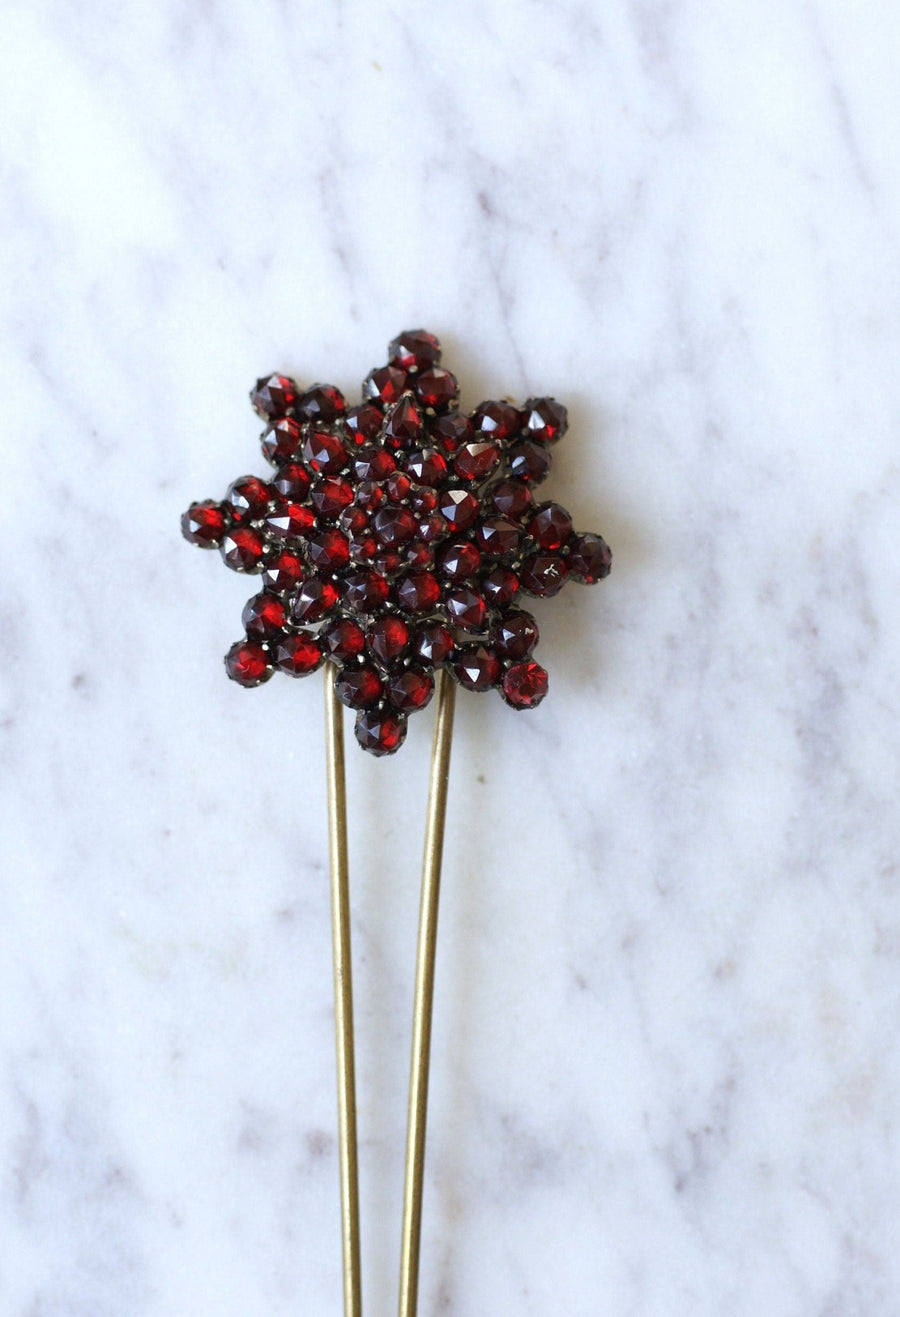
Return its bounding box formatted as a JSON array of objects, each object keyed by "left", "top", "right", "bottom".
[
  {"left": 493, "top": 610, "right": 539, "bottom": 658},
  {"left": 373, "top": 506, "right": 418, "bottom": 546},
  {"left": 220, "top": 526, "right": 266, "bottom": 572},
  {"left": 520, "top": 552, "right": 569, "bottom": 597},
  {"left": 373, "top": 550, "right": 402, "bottom": 577},
  {"left": 508, "top": 440, "right": 551, "bottom": 484},
  {"left": 225, "top": 640, "right": 272, "bottom": 686},
  {"left": 323, "top": 617, "right": 367, "bottom": 660},
  {"left": 295, "top": 384, "right": 346, "bottom": 424},
  {"left": 567, "top": 533, "right": 612, "bottom": 583},
  {"left": 271, "top": 462, "right": 312, "bottom": 500},
  {"left": 339, "top": 506, "right": 369, "bottom": 537},
  {"left": 261, "top": 416, "right": 303, "bottom": 466},
  {"left": 303, "top": 429, "right": 348, "bottom": 474},
  {"left": 344, "top": 402, "right": 385, "bottom": 445},
  {"left": 383, "top": 395, "right": 424, "bottom": 449},
  {"left": 226, "top": 475, "right": 271, "bottom": 522},
  {"left": 388, "top": 329, "right": 441, "bottom": 372},
  {"left": 481, "top": 566, "right": 520, "bottom": 607},
  {"left": 502, "top": 661, "right": 548, "bottom": 708},
  {"left": 355, "top": 708, "right": 407, "bottom": 756},
  {"left": 445, "top": 585, "right": 487, "bottom": 631},
  {"left": 406, "top": 449, "right": 448, "bottom": 487},
  {"left": 263, "top": 549, "right": 305, "bottom": 593},
  {"left": 341, "top": 570, "right": 390, "bottom": 612},
  {"left": 473, "top": 400, "right": 521, "bottom": 441},
  {"left": 181, "top": 500, "right": 227, "bottom": 547},
  {"left": 335, "top": 665, "right": 383, "bottom": 709},
  {"left": 388, "top": 667, "right": 434, "bottom": 712},
  {"left": 409, "top": 488, "right": 438, "bottom": 514},
  {"left": 489, "top": 478, "right": 533, "bottom": 519},
  {"left": 250, "top": 373, "right": 298, "bottom": 420},
  {"left": 454, "top": 441, "right": 500, "bottom": 482},
  {"left": 437, "top": 539, "right": 481, "bottom": 581},
  {"left": 528, "top": 502, "right": 573, "bottom": 551},
  {"left": 475, "top": 515, "right": 521, "bottom": 559},
  {"left": 353, "top": 448, "right": 396, "bottom": 482},
  {"left": 453, "top": 645, "right": 501, "bottom": 691},
  {"left": 385, "top": 473, "right": 412, "bottom": 502},
  {"left": 367, "top": 616, "right": 410, "bottom": 663},
  {"left": 433, "top": 413, "right": 472, "bottom": 453},
  {"left": 438, "top": 489, "right": 479, "bottom": 532},
  {"left": 292, "top": 577, "right": 339, "bottom": 623},
  {"left": 242, "top": 592, "right": 287, "bottom": 639},
  {"left": 395, "top": 570, "right": 441, "bottom": 613},
  {"left": 349, "top": 534, "right": 378, "bottom": 563},
  {"left": 311, "top": 476, "right": 354, "bottom": 519},
  {"left": 521, "top": 397, "right": 567, "bottom": 445},
  {"left": 355, "top": 481, "right": 385, "bottom": 511},
  {"left": 274, "top": 633, "right": 323, "bottom": 676},
  {"left": 264, "top": 500, "right": 316, "bottom": 540},
  {"left": 363, "top": 365, "right": 408, "bottom": 405},
  {"left": 308, "top": 529, "right": 351, "bottom": 572},
  {"left": 418, "top": 514, "right": 447, "bottom": 543},
  {"left": 415, "top": 623, "right": 454, "bottom": 664},
  {"left": 402, "top": 541, "right": 435, "bottom": 570},
  {"left": 415, "top": 367, "right": 459, "bottom": 410}
]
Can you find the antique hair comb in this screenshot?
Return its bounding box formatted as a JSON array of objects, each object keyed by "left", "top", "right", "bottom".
[{"left": 181, "top": 329, "right": 611, "bottom": 1316}]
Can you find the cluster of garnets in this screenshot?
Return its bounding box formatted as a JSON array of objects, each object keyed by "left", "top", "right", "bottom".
[{"left": 182, "top": 330, "right": 611, "bottom": 755}]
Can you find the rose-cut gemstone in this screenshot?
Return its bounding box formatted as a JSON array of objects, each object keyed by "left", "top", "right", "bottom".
[
  {"left": 415, "top": 367, "right": 459, "bottom": 410},
  {"left": 220, "top": 526, "right": 267, "bottom": 572},
  {"left": 354, "top": 708, "right": 407, "bottom": 756},
  {"left": 386, "top": 472, "right": 412, "bottom": 503},
  {"left": 271, "top": 462, "right": 312, "bottom": 501},
  {"left": 303, "top": 429, "right": 349, "bottom": 474},
  {"left": 414, "top": 622, "right": 455, "bottom": 665},
  {"left": 453, "top": 645, "right": 501, "bottom": 691},
  {"left": 274, "top": 633, "right": 323, "bottom": 676},
  {"left": 388, "top": 666, "right": 434, "bottom": 712},
  {"left": 341, "top": 570, "right": 390, "bottom": 612},
  {"left": 363, "top": 365, "right": 408, "bottom": 406},
  {"left": 308, "top": 529, "right": 351, "bottom": 572},
  {"left": 502, "top": 661, "right": 548, "bottom": 708},
  {"left": 181, "top": 500, "right": 227, "bottom": 547},
  {"left": 250, "top": 373, "right": 298, "bottom": 420},
  {"left": 353, "top": 448, "right": 397, "bottom": 482},
  {"left": 481, "top": 565, "right": 520, "bottom": 607},
  {"left": 264, "top": 500, "right": 316, "bottom": 541},
  {"left": 474, "top": 515, "right": 521, "bottom": 560},
  {"left": 521, "top": 397, "right": 567, "bottom": 445},
  {"left": 489, "top": 478, "right": 533, "bottom": 519},
  {"left": 445, "top": 585, "right": 487, "bottom": 631},
  {"left": 367, "top": 615, "right": 410, "bottom": 663},
  {"left": 261, "top": 416, "right": 304, "bottom": 466},
  {"left": 437, "top": 539, "right": 482, "bottom": 581},
  {"left": 292, "top": 577, "right": 339, "bottom": 623},
  {"left": 508, "top": 440, "right": 551, "bottom": 484},
  {"left": 335, "top": 665, "right": 383, "bottom": 709},
  {"left": 388, "top": 329, "right": 441, "bottom": 372},
  {"left": 373, "top": 506, "right": 418, "bottom": 547},
  {"left": 296, "top": 384, "right": 346, "bottom": 424},
  {"left": 242, "top": 592, "right": 287, "bottom": 639},
  {"left": 454, "top": 441, "right": 501, "bottom": 482},
  {"left": 323, "top": 617, "right": 367, "bottom": 660},
  {"left": 395, "top": 570, "right": 442, "bottom": 613},
  {"left": 226, "top": 475, "right": 271, "bottom": 522},
  {"left": 567, "top": 532, "right": 612, "bottom": 583},
  {"left": 493, "top": 610, "right": 539, "bottom": 659},
  {"left": 383, "top": 395, "right": 424, "bottom": 449},
  {"left": 473, "top": 400, "right": 521, "bottom": 441},
  {"left": 311, "top": 476, "right": 354, "bottom": 519},
  {"left": 263, "top": 549, "right": 306, "bottom": 593},
  {"left": 344, "top": 402, "right": 385, "bottom": 445},
  {"left": 527, "top": 503, "right": 573, "bottom": 552},
  {"left": 406, "top": 449, "right": 448, "bottom": 487},
  {"left": 433, "top": 413, "right": 473, "bottom": 453},
  {"left": 520, "top": 552, "right": 569, "bottom": 597},
  {"left": 438, "top": 489, "right": 479, "bottom": 533},
  {"left": 225, "top": 640, "right": 272, "bottom": 686}
]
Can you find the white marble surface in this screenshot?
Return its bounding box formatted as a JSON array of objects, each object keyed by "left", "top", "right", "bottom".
[{"left": 2, "top": 1, "right": 900, "bottom": 1313}]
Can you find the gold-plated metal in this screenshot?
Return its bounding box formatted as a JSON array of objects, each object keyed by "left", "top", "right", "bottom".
[
  {"left": 398, "top": 669, "right": 457, "bottom": 1317},
  {"left": 324, "top": 665, "right": 363, "bottom": 1317}
]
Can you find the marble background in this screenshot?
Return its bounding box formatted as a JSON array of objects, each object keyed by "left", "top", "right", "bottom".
[{"left": 2, "top": 0, "right": 899, "bottom": 1313}]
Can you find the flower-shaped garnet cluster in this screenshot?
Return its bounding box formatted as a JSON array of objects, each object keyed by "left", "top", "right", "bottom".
[{"left": 182, "top": 330, "right": 611, "bottom": 755}]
